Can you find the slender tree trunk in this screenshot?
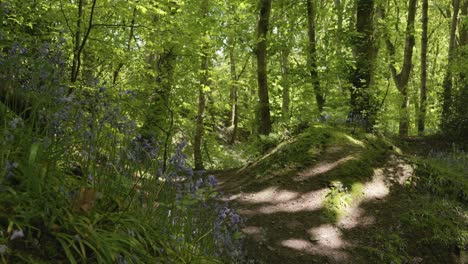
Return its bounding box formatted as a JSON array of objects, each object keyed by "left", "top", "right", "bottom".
[
  {"left": 418, "top": 0, "right": 428, "bottom": 136},
  {"left": 280, "top": 48, "right": 290, "bottom": 121},
  {"left": 441, "top": 0, "right": 460, "bottom": 130},
  {"left": 454, "top": 0, "right": 468, "bottom": 137},
  {"left": 307, "top": 0, "right": 325, "bottom": 116},
  {"left": 229, "top": 42, "right": 239, "bottom": 144},
  {"left": 113, "top": 7, "right": 137, "bottom": 85},
  {"left": 194, "top": 0, "right": 209, "bottom": 170},
  {"left": 350, "top": 0, "right": 376, "bottom": 131},
  {"left": 385, "top": 0, "right": 417, "bottom": 137},
  {"left": 70, "top": 0, "right": 97, "bottom": 84},
  {"left": 335, "top": 0, "right": 344, "bottom": 40},
  {"left": 256, "top": 0, "right": 272, "bottom": 135},
  {"left": 71, "top": 0, "right": 83, "bottom": 83},
  {"left": 461, "top": 1, "right": 468, "bottom": 46}
]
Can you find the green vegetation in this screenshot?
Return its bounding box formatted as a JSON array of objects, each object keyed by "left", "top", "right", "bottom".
[{"left": 1, "top": 0, "right": 467, "bottom": 263}]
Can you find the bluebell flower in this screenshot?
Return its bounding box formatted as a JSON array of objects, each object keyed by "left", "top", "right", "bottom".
[
  {"left": 207, "top": 175, "right": 218, "bottom": 188},
  {"left": 230, "top": 213, "right": 241, "bottom": 225},
  {"left": 194, "top": 178, "right": 203, "bottom": 190}
]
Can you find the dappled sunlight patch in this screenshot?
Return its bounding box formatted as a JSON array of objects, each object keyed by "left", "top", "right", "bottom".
[
  {"left": 295, "top": 155, "right": 356, "bottom": 181},
  {"left": 323, "top": 167, "right": 391, "bottom": 223},
  {"left": 280, "top": 228, "right": 350, "bottom": 262},
  {"left": 250, "top": 189, "right": 327, "bottom": 215},
  {"left": 281, "top": 238, "right": 312, "bottom": 251},
  {"left": 308, "top": 224, "right": 346, "bottom": 249},
  {"left": 242, "top": 226, "right": 262, "bottom": 235},
  {"left": 393, "top": 162, "right": 414, "bottom": 184},
  {"left": 339, "top": 207, "right": 376, "bottom": 229},
  {"left": 337, "top": 158, "right": 415, "bottom": 229},
  {"left": 235, "top": 187, "right": 300, "bottom": 204},
  {"left": 362, "top": 168, "right": 390, "bottom": 200},
  {"left": 344, "top": 134, "right": 366, "bottom": 147}
]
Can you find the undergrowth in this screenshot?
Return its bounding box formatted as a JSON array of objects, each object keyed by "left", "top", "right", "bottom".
[
  {"left": 0, "top": 40, "right": 244, "bottom": 263},
  {"left": 355, "top": 143, "right": 468, "bottom": 263}
]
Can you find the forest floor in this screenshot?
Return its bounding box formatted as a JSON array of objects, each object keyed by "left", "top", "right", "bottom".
[{"left": 214, "top": 127, "right": 466, "bottom": 263}]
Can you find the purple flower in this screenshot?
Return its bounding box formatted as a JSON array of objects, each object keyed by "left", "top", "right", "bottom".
[
  {"left": 230, "top": 213, "right": 241, "bottom": 225},
  {"left": 195, "top": 178, "right": 203, "bottom": 190},
  {"left": 207, "top": 175, "right": 218, "bottom": 188}
]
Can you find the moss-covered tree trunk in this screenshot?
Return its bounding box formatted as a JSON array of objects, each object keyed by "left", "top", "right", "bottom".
[
  {"left": 280, "top": 47, "right": 290, "bottom": 121},
  {"left": 418, "top": 0, "right": 428, "bottom": 136},
  {"left": 306, "top": 0, "right": 325, "bottom": 117},
  {"left": 256, "top": 0, "right": 272, "bottom": 136},
  {"left": 441, "top": 0, "right": 460, "bottom": 131},
  {"left": 350, "top": 0, "right": 376, "bottom": 131},
  {"left": 453, "top": 0, "right": 468, "bottom": 138},
  {"left": 194, "top": 0, "right": 210, "bottom": 170}
]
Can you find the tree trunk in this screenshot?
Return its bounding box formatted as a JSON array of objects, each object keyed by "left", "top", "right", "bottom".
[
  {"left": 385, "top": 0, "right": 417, "bottom": 138},
  {"left": 71, "top": 0, "right": 83, "bottom": 83},
  {"left": 418, "top": 0, "right": 428, "bottom": 136},
  {"left": 335, "top": 0, "right": 344, "bottom": 40},
  {"left": 229, "top": 41, "right": 239, "bottom": 144},
  {"left": 194, "top": 0, "right": 210, "bottom": 170},
  {"left": 350, "top": 0, "right": 376, "bottom": 131},
  {"left": 307, "top": 0, "right": 325, "bottom": 116},
  {"left": 70, "top": 0, "right": 97, "bottom": 84},
  {"left": 453, "top": 0, "right": 468, "bottom": 137},
  {"left": 256, "top": 0, "right": 272, "bottom": 135},
  {"left": 280, "top": 48, "right": 290, "bottom": 121},
  {"left": 441, "top": 0, "right": 460, "bottom": 130}
]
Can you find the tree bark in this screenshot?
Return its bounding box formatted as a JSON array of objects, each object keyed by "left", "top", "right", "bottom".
[
  {"left": 350, "top": 0, "right": 376, "bottom": 131},
  {"left": 441, "top": 0, "right": 460, "bottom": 130},
  {"left": 385, "top": 0, "right": 417, "bottom": 137},
  {"left": 194, "top": 0, "right": 210, "bottom": 170},
  {"left": 229, "top": 40, "right": 239, "bottom": 144},
  {"left": 307, "top": 0, "right": 325, "bottom": 116},
  {"left": 453, "top": 0, "right": 468, "bottom": 137},
  {"left": 280, "top": 47, "right": 291, "bottom": 121},
  {"left": 418, "top": 0, "right": 428, "bottom": 136},
  {"left": 71, "top": 0, "right": 84, "bottom": 83},
  {"left": 256, "top": 0, "right": 272, "bottom": 135}
]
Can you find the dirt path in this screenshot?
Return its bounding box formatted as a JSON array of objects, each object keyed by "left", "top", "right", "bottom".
[{"left": 216, "top": 150, "right": 415, "bottom": 263}]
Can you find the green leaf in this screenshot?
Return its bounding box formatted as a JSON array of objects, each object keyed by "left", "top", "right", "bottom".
[
  {"left": 29, "top": 142, "right": 40, "bottom": 166},
  {"left": 233, "top": 231, "right": 243, "bottom": 240}
]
